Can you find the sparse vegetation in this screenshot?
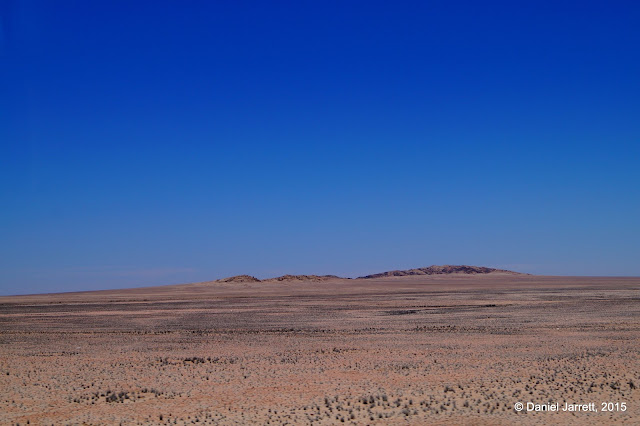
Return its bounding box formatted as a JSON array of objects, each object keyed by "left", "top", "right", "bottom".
[{"left": 0, "top": 275, "right": 638, "bottom": 424}]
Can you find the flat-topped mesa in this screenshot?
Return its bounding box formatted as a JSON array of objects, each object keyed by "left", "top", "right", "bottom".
[
  {"left": 358, "top": 265, "right": 523, "bottom": 279},
  {"left": 263, "top": 274, "right": 342, "bottom": 282},
  {"left": 216, "top": 275, "right": 261, "bottom": 283}
]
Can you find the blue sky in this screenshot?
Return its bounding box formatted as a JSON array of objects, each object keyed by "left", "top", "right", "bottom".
[{"left": 1, "top": 1, "right": 639, "bottom": 295}]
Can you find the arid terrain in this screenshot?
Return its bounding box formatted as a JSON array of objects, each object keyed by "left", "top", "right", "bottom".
[{"left": 0, "top": 272, "right": 638, "bottom": 425}]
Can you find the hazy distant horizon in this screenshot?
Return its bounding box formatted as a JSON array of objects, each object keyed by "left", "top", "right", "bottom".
[
  {"left": 2, "top": 1, "right": 639, "bottom": 296},
  {"left": 2, "top": 262, "right": 640, "bottom": 297}
]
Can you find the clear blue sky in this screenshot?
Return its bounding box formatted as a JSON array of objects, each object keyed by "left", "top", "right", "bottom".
[{"left": 1, "top": 1, "right": 639, "bottom": 295}]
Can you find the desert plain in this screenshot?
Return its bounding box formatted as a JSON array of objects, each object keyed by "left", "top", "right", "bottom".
[{"left": 0, "top": 273, "right": 639, "bottom": 425}]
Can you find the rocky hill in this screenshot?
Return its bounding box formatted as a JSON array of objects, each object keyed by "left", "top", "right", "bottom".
[{"left": 358, "top": 265, "right": 523, "bottom": 279}]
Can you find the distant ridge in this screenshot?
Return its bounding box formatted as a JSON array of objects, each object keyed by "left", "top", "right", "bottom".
[
  {"left": 263, "top": 275, "right": 342, "bottom": 282},
  {"left": 216, "top": 274, "right": 343, "bottom": 283},
  {"left": 358, "top": 265, "right": 524, "bottom": 279},
  {"left": 217, "top": 275, "right": 261, "bottom": 283},
  {"left": 215, "top": 265, "right": 525, "bottom": 283}
]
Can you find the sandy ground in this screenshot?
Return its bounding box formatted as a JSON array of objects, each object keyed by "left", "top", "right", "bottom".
[{"left": 0, "top": 274, "right": 638, "bottom": 425}]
